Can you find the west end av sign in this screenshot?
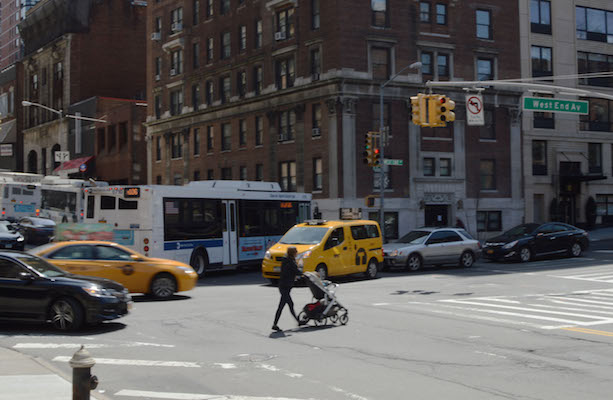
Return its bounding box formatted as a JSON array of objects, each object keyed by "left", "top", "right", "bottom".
[{"left": 523, "top": 97, "right": 589, "bottom": 114}]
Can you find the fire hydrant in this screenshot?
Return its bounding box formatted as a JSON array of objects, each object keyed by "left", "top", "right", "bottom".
[{"left": 69, "top": 345, "right": 98, "bottom": 400}]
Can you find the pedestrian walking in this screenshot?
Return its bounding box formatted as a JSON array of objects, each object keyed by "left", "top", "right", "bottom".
[{"left": 272, "top": 246, "right": 302, "bottom": 331}]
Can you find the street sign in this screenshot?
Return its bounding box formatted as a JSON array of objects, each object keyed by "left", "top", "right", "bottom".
[
  {"left": 79, "top": 163, "right": 87, "bottom": 172},
  {"left": 466, "top": 94, "right": 484, "bottom": 126},
  {"left": 54, "top": 151, "right": 70, "bottom": 162},
  {"left": 384, "top": 159, "right": 404, "bottom": 166},
  {"left": 523, "top": 97, "right": 589, "bottom": 114}
]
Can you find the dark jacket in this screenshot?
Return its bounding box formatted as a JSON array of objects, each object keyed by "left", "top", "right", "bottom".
[{"left": 279, "top": 257, "right": 299, "bottom": 288}]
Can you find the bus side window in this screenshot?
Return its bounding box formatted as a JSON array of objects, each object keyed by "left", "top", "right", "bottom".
[
  {"left": 86, "top": 196, "right": 95, "bottom": 219},
  {"left": 3, "top": 187, "right": 7, "bottom": 199},
  {"left": 119, "top": 199, "right": 138, "bottom": 210},
  {"left": 100, "top": 196, "right": 116, "bottom": 210},
  {"left": 12, "top": 187, "right": 21, "bottom": 195}
]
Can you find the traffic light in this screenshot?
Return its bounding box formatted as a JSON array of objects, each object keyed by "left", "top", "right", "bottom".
[
  {"left": 429, "top": 95, "right": 456, "bottom": 127},
  {"left": 410, "top": 94, "right": 427, "bottom": 126},
  {"left": 363, "top": 132, "right": 374, "bottom": 165},
  {"left": 372, "top": 146, "right": 381, "bottom": 167},
  {"left": 365, "top": 195, "right": 376, "bottom": 207}
]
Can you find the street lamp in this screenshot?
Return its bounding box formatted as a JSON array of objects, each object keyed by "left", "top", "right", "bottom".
[
  {"left": 378, "top": 61, "right": 422, "bottom": 242},
  {"left": 21, "top": 100, "right": 107, "bottom": 123}
]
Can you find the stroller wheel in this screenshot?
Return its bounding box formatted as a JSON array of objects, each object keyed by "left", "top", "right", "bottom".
[
  {"left": 329, "top": 314, "right": 339, "bottom": 324},
  {"left": 298, "top": 311, "right": 309, "bottom": 326},
  {"left": 314, "top": 317, "right": 328, "bottom": 326},
  {"left": 339, "top": 312, "right": 348, "bottom": 325}
]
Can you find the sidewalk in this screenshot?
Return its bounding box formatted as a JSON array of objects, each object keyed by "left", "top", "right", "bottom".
[{"left": 0, "top": 346, "right": 104, "bottom": 400}]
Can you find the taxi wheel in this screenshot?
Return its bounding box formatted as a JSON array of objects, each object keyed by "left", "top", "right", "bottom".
[
  {"left": 364, "top": 258, "right": 379, "bottom": 279},
  {"left": 315, "top": 265, "right": 328, "bottom": 280},
  {"left": 150, "top": 273, "right": 177, "bottom": 299},
  {"left": 190, "top": 249, "right": 209, "bottom": 278},
  {"left": 49, "top": 297, "right": 83, "bottom": 331}
]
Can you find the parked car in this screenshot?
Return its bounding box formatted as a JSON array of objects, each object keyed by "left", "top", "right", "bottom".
[
  {"left": 383, "top": 227, "right": 481, "bottom": 271},
  {"left": 0, "top": 250, "right": 131, "bottom": 331},
  {"left": 29, "top": 241, "right": 198, "bottom": 299},
  {"left": 0, "top": 222, "right": 25, "bottom": 250},
  {"left": 16, "top": 217, "right": 55, "bottom": 244},
  {"left": 482, "top": 222, "right": 589, "bottom": 262}
]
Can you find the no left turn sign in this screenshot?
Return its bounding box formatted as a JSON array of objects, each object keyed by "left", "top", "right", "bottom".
[{"left": 466, "top": 94, "right": 484, "bottom": 126}]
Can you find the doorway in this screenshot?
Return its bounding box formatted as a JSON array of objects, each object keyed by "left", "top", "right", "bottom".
[{"left": 424, "top": 205, "right": 449, "bottom": 227}]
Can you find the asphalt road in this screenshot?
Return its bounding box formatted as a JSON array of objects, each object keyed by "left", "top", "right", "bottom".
[{"left": 3, "top": 240, "right": 613, "bottom": 400}]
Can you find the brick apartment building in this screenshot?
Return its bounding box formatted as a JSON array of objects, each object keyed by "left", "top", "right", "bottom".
[
  {"left": 19, "top": 0, "right": 147, "bottom": 180},
  {"left": 0, "top": 0, "right": 41, "bottom": 69},
  {"left": 146, "top": 0, "right": 522, "bottom": 240},
  {"left": 0, "top": 63, "right": 24, "bottom": 171}
]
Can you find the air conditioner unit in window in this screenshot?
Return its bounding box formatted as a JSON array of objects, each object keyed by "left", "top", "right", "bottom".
[
  {"left": 155, "top": 74, "right": 160, "bottom": 81},
  {"left": 170, "top": 69, "right": 177, "bottom": 76},
  {"left": 311, "top": 73, "right": 320, "bottom": 81},
  {"left": 171, "top": 22, "right": 183, "bottom": 32},
  {"left": 312, "top": 127, "right": 320, "bottom": 136},
  {"left": 150, "top": 32, "right": 161, "bottom": 41},
  {"left": 278, "top": 133, "right": 288, "bottom": 141},
  {"left": 274, "top": 31, "right": 286, "bottom": 41}
]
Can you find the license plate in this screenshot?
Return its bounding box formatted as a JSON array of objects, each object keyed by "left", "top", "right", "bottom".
[
  {"left": 273, "top": 266, "right": 281, "bottom": 272},
  {"left": 487, "top": 250, "right": 494, "bottom": 254},
  {"left": 127, "top": 302, "right": 133, "bottom": 310},
  {"left": 5, "top": 244, "right": 11, "bottom": 249}
]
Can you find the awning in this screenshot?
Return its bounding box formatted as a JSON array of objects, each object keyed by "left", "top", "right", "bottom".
[
  {"left": 561, "top": 173, "right": 607, "bottom": 182},
  {"left": 0, "top": 120, "right": 16, "bottom": 143},
  {"left": 53, "top": 155, "right": 94, "bottom": 174}
]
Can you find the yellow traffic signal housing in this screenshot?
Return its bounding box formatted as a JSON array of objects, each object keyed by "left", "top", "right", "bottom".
[
  {"left": 428, "top": 95, "right": 456, "bottom": 127},
  {"left": 410, "top": 94, "right": 427, "bottom": 126},
  {"left": 363, "top": 132, "right": 374, "bottom": 165},
  {"left": 365, "top": 195, "right": 376, "bottom": 207},
  {"left": 372, "top": 147, "right": 381, "bottom": 167}
]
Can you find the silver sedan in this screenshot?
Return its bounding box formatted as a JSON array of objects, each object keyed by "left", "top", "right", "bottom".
[{"left": 383, "top": 227, "right": 482, "bottom": 271}]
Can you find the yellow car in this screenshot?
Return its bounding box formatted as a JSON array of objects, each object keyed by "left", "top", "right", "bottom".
[
  {"left": 262, "top": 219, "right": 383, "bottom": 282},
  {"left": 30, "top": 241, "right": 198, "bottom": 299}
]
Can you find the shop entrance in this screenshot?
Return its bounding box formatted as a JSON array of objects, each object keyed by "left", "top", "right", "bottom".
[{"left": 424, "top": 205, "right": 449, "bottom": 227}]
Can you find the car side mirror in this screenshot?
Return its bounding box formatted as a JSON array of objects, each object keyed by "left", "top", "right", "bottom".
[
  {"left": 18, "top": 272, "right": 34, "bottom": 282},
  {"left": 536, "top": 233, "right": 543, "bottom": 237},
  {"left": 130, "top": 254, "right": 144, "bottom": 262}
]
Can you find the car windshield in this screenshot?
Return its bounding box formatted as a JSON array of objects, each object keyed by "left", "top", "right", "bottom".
[
  {"left": 28, "top": 243, "right": 58, "bottom": 255},
  {"left": 396, "top": 230, "right": 431, "bottom": 244},
  {"left": 29, "top": 218, "right": 55, "bottom": 227},
  {"left": 279, "top": 226, "right": 329, "bottom": 245},
  {"left": 14, "top": 253, "right": 66, "bottom": 278},
  {"left": 0, "top": 224, "right": 14, "bottom": 233},
  {"left": 504, "top": 224, "right": 540, "bottom": 236}
]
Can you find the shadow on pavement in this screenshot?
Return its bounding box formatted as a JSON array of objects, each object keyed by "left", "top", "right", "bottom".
[
  {"left": 131, "top": 294, "right": 191, "bottom": 303},
  {"left": 268, "top": 324, "right": 337, "bottom": 338},
  {"left": 0, "top": 321, "right": 126, "bottom": 336}
]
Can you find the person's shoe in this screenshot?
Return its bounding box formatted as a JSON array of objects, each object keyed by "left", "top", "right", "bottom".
[{"left": 272, "top": 325, "right": 281, "bottom": 331}]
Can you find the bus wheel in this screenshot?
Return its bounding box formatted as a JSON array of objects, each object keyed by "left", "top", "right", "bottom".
[{"left": 190, "top": 249, "right": 209, "bottom": 278}]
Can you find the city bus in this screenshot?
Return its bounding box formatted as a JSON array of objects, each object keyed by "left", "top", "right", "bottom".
[
  {"left": 40, "top": 176, "right": 108, "bottom": 224},
  {"left": 0, "top": 172, "right": 43, "bottom": 221},
  {"left": 83, "top": 180, "right": 312, "bottom": 277}
]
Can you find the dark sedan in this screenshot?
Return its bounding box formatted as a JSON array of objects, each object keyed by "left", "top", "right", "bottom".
[
  {"left": 483, "top": 223, "right": 589, "bottom": 262},
  {"left": 0, "top": 251, "right": 131, "bottom": 331},
  {"left": 16, "top": 217, "right": 55, "bottom": 244},
  {"left": 0, "top": 222, "right": 25, "bottom": 250}
]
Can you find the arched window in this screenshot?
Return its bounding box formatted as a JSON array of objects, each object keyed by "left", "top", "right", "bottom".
[{"left": 27, "top": 150, "right": 38, "bottom": 174}]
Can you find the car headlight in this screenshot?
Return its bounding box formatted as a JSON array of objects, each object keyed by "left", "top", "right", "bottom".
[
  {"left": 264, "top": 250, "right": 272, "bottom": 260},
  {"left": 296, "top": 250, "right": 312, "bottom": 268},
  {"left": 82, "top": 286, "right": 112, "bottom": 297},
  {"left": 503, "top": 240, "right": 518, "bottom": 250},
  {"left": 177, "top": 266, "right": 196, "bottom": 273},
  {"left": 17, "top": 236, "right": 24, "bottom": 242},
  {"left": 389, "top": 250, "right": 399, "bottom": 257}
]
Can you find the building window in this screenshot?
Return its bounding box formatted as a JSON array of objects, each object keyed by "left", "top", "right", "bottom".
[
  {"left": 476, "top": 9, "right": 491, "bottom": 39},
  {"left": 240, "top": 166, "right": 247, "bottom": 180},
  {"left": 155, "top": 136, "right": 161, "bottom": 161},
  {"left": 221, "top": 31, "right": 231, "bottom": 59},
  {"left": 154, "top": 94, "right": 162, "bottom": 119},
  {"left": 255, "top": 19, "right": 263, "bottom": 48},
  {"left": 237, "top": 70, "right": 247, "bottom": 98},
  {"left": 206, "top": 37, "right": 214, "bottom": 62},
  {"left": 310, "top": 47, "right": 321, "bottom": 78},
  {"left": 423, "top": 158, "right": 435, "bottom": 176},
  {"left": 206, "top": 0, "right": 213, "bottom": 17},
  {"left": 255, "top": 164, "right": 264, "bottom": 181},
  {"left": 239, "top": 25, "right": 247, "bottom": 52},
  {"left": 279, "top": 110, "right": 296, "bottom": 141},
  {"left": 311, "top": 0, "right": 320, "bottom": 30},
  {"left": 221, "top": 123, "right": 231, "bottom": 151},
  {"left": 580, "top": 98, "right": 613, "bottom": 132},
  {"left": 170, "top": 7, "right": 183, "bottom": 32},
  {"left": 477, "top": 211, "right": 501, "bottom": 232},
  {"left": 170, "top": 88, "right": 184, "bottom": 116},
  {"left": 596, "top": 195, "right": 613, "bottom": 218},
  {"left": 313, "top": 158, "right": 323, "bottom": 191},
  {"left": 171, "top": 133, "right": 183, "bottom": 159},
  {"left": 480, "top": 159, "right": 496, "bottom": 190},
  {"left": 155, "top": 57, "right": 162, "bottom": 78},
  {"left": 170, "top": 49, "right": 183, "bottom": 75},
  {"left": 312, "top": 104, "right": 322, "bottom": 136},
  {"left": 276, "top": 8, "right": 295, "bottom": 39},
  {"left": 436, "top": 3, "right": 447, "bottom": 25},
  {"left": 206, "top": 126, "right": 214, "bottom": 152},
  {"left": 576, "top": 6, "right": 613, "bottom": 43},
  {"left": 205, "top": 80, "right": 214, "bottom": 105},
  {"left": 207, "top": 169, "right": 215, "bottom": 180},
  {"left": 421, "top": 51, "right": 432, "bottom": 75},
  {"left": 193, "top": 170, "right": 201, "bottom": 181},
  {"left": 533, "top": 93, "right": 555, "bottom": 129},
  {"left": 192, "top": 42, "right": 200, "bottom": 69},
  {"left": 253, "top": 65, "right": 263, "bottom": 95},
  {"left": 531, "top": 46, "right": 552, "bottom": 77},
  {"left": 155, "top": 16, "right": 162, "bottom": 33},
  {"left": 368, "top": 211, "right": 399, "bottom": 240},
  {"left": 479, "top": 109, "right": 495, "bottom": 139},
  {"left": 193, "top": 0, "right": 200, "bottom": 25},
  {"left": 371, "top": 0, "right": 388, "bottom": 27},
  {"left": 221, "top": 167, "right": 232, "bottom": 180},
  {"left": 530, "top": 0, "right": 551, "bottom": 34},
  {"left": 532, "top": 140, "right": 547, "bottom": 175},
  {"left": 589, "top": 143, "right": 603, "bottom": 174},
  {"left": 220, "top": 75, "right": 231, "bottom": 103},
  {"left": 372, "top": 47, "right": 390, "bottom": 80},
  {"left": 275, "top": 56, "right": 295, "bottom": 89},
  {"left": 255, "top": 116, "right": 263, "bottom": 146},
  {"left": 477, "top": 58, "right": 493, "bottom": 80},
  {"left": 279, "top": 161, "right": 296, "bottom": 191},
  {"left": 220, "top": 0, "right": 229, "bottom": 15},
  {"left": 578, "top": 52, "right": 613, "bottom": 87},
  {"left": 437, "top": 54, "right": 449, "bottom": 77},
  {"left": 193, "top": 128, "right": 200, "bottom": 156},
  {"left": 239, "top": 119, "right": 247, "bottom": 148},
  {"left": 440, "top": 158, "right": 451, "bottom": 176},
  {"left": 419, "top": 2, "right": 430, "bottom": 22},
  {"left": 156, "top": 175, "right": 162, "bottom": 184},
  {"left": 192, "top": 83, "right": 200, "bottom": 109}
]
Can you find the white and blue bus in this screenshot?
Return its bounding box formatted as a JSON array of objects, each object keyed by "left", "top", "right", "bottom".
[
  {"left": 40, "top": 176, "right": 108, "bottom": 224},
  {"left": 0, "top": 172, "right": 43, "bottom": 221},
  {"left": 83, "top": 181, "right": 312, "bottom": 277}
]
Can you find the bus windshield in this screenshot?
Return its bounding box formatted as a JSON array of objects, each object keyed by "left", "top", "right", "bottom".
[{"left": 279, "top": 226, "right": 329, "bottom": 245}]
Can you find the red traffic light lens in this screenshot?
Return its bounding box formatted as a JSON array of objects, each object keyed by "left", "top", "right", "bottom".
[
  {"left": 374, "top": 148, "right": 380, "bottom": 154},
  {"left": 440, "top": 97, "right": 446, "bottom": 104}
]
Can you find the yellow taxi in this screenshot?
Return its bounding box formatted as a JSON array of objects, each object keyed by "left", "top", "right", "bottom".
[
  {"left": 262, "top": 219, "right": 383, "bottom": 282},
  {"left": 29, "top": 241, "right": 198, "bottom": 299}
]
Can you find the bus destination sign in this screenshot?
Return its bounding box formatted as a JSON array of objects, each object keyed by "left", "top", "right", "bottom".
[{"left": 124, "top": 187, "right": 141, "bottom": 198}]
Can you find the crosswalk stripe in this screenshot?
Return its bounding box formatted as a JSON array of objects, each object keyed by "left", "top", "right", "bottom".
[
  {"left": 544, "top": 297, "right": 613, "bottom": 307},
  {"left": 547, "top": 299, "right": 613, "bottom": 310},
  {"left": 115, "top": 389, "right": 308, "bottom": 399},
  {"left": 52, "top": 356, "right": 200, "bottom": 368},
  {"left": 528, "top": 303, "right": 613, "bottom": 315}
]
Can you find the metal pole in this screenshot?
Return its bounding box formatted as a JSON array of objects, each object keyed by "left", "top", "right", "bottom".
[{"left": 379, "top": 85, "right": 385, "bottom": 242}]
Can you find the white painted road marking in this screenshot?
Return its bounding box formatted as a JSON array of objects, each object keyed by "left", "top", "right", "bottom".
[
  {"left": 115, "top": 389, "right": 311, "bottom": 399},
  {"left": 53, "top": 356, "right": 200, "bottom": 368},
  {"left": 14, "top": 342, "right": 175, "bottom": 349}
]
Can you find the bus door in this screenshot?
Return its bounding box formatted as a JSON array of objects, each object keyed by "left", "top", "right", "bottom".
[
  {"left": 299, "top": 202, "right": 311, "bottom": 222},
  {"left": 222, "top": 200, "right": 238, "bottom": 265}
]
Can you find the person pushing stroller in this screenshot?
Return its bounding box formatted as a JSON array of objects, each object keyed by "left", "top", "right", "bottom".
[{"left": 272, "top": 246, "right": 306, "bottom": 331}]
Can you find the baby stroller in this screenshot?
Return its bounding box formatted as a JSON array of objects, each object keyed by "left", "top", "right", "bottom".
[{"left": 298, "top": 271, "right": 348, "bottom": 326}]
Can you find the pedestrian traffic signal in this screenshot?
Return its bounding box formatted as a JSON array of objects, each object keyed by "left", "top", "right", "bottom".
[
  {"left": 363, "top": 132, "right": 374, "bottom": 165},
  {"left": 410, "top": 94, "right": 426, "bottom": 126},
  {"left": 429, "top": 95, "right": 456, "bottom": 127}
]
